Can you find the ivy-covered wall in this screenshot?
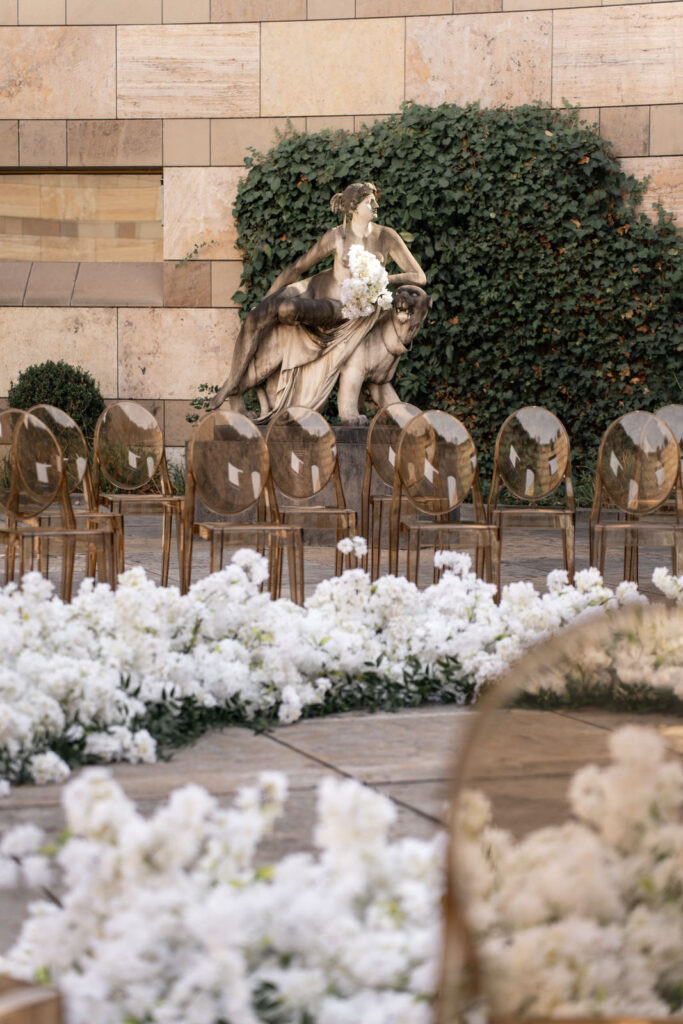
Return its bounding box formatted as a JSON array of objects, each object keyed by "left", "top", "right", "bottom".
[{"left": 233, "top": 103, "right": 682, "bottom": 483}]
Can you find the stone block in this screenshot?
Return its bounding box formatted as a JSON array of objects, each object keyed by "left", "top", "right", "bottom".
[
  {"left": 163, "top": 0, "right": 209, "bottom": 19},
  {"left": 357, "top": 0, "right": 450, "bottom": 13},
  {"left": 406, "top": 12, "right": 552, "bottom": 107},
  {"left": 163, "top": 166, "right": 243, "bottom": 261},
  {"left": 163, "top": 119, "right": 210, "bottom": 166},
  {"left": 0, "top": 121, "right": 18, "bottom": 165},
  {"left": 262, "top": 18, "right": 405, "bottom": 117},
  {"left": 0, "top": 0, "right": 17, "bottom": 23},
  {"left": 620, "top": 155, "right": 683, "bottom": 226},
  {"left": 67, "top": 120, "right": 162, "bottom": 167},
  {"left": 24, "top": 262, "right": 78, "bottom": 304},
  {"left": 211, "top": 0, "right": 305, "bottom": 19},
  {"left": 306, "top": 115, "right": 354, "bottom": 133},
  {"left": 18, "top": 0, "right": 65, "bottom": 23},
  {"left": 552, "top": 5, "right": 683, "bottom": 108},
  {"left": 67, "top": 0, "right": 161, "bottom": 22},
  {"left": 0, "top": 307, "right": 118, "bottom": 396},
  {"left": 0, "top": 262, "right": 31, "bottom": 305},
  {"left": 163, "top": 399, "right": 196, "bottom": 445},
  {"left": 117, "top": 307, "right": 239, "bottom": 399},
  {"left": 0, "top": 27, "right": 115, "bottom": 119},
  {"left": 650, "top": 105, "right": 683, "bottom": 156},
  {"left": 599, "top": 106, "right": 649, "bottom": 158},
  {"left": 503, "top": 0, "right": 593, "bottom": 8},
  {"left": 308, "top": 0, "right": 354, "bottom": 17},
  {"left": 452, "top": 0, "right": 501, "bottom": 11},
  {"left": 117, "top": 24, "right": 259, "bottom": 119},
  {"left": 163, "top": 260, "right": 211, "bottom": 306},
  {"left": 19, "top": 120, "right": 66, "bottom": 165},
  {"left": 71, "top": 262, "right": 164, "bottom": 305},
  {"left": 211, "top": 260, "right": 242, "bottom": 306},
  {"left": 210, "top": 116, "right": 305, "bottom": 166}
]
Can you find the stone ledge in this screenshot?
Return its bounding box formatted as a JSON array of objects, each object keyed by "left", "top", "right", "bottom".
[{"left": 0, "top": 261, "right": 165, "bottom": 306}]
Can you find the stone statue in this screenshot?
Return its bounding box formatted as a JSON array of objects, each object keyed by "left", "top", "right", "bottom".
[{"left": 209, "top": 182, "right": 428, "bottom": 423}]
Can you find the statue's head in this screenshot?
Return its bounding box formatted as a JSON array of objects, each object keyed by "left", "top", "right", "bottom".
[{"left": 330, "top": 182, "right": 378, "bottom": 220}]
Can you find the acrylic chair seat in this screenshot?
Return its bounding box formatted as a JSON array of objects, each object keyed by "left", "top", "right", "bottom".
[
  {"left": 265, "top": 406, "right": 357, "bottom": 576},
  {"left": 590, "top": 410, "right": 682, "bottom": 582},
  {"left": 361, "top": 402, "right": 420, "bottom": 579},
  {"left": 183, "top": 410, "right": 304, "bottom": 603},
  {"left": 388, "top": 410, "right": 500, "bottom": 593},
  {"left": 488, "top": 406, "right": 575, "bottom": 582},
  {"left": 0, "top": 410, "right": 117, "bottom": 601},
  {"left": 94, "top": 400, "right": 184, "bottom": 589}
]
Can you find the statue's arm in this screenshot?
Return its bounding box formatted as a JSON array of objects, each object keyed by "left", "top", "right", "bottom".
[
  {"left": 384, "top": 227, "right": 427, "bottom": 288},
  {"left": 264, "top": 229, "right": 338, "bottom": 297}
]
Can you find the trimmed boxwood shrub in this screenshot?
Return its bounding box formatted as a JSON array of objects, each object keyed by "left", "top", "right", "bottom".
[
  {"left": 8, "top": 360, "right": 105, "bottom": 442},
  {"left": 231, "top": 102, "right": 682, "bottom": 483}
]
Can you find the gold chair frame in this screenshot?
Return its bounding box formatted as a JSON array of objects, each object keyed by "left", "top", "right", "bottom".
[
  {"left": 488, "top": 406, "right": 576, "bottom": 583},
  {"left": 590, "top": 410, "right": 682, "bottom": 580},
  {"left": 93, "top": 401, "right": 184, "bottom": 590},
  {"left": 265, "top": 406, "right": 357, "bottom": 576},
  {"left": 361, "top": 402, "right": 421, "bottom": 580},
  {"left": 388, "top": 410, "right": 501, "bottom": 593},
  {"left": 0, "top": 411, "right": 117, "bottom": 601},
  {"left": 183, "top": 410, "right": 304, "bottom": 603}
]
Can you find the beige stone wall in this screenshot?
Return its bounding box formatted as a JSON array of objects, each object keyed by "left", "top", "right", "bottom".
[{"left": 0, "top": 0, "right": 681, "bottom": 448}]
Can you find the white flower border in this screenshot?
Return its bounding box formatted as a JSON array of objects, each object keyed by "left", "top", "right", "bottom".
[{"left": 0, "top": 548, "right": 681, "bottom": 791}]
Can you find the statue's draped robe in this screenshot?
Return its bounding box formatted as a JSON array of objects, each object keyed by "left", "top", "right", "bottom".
[{"left": 250, "top": 307, "right": 382, "bottom": 422}]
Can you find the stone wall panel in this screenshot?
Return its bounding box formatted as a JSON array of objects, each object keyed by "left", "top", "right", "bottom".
[
  {"left": 118, "top": 307, "right": 238, "bottom": 399},
  {"left": 67, "top": 120, "right": 162, "bottom": 166},
  {"left": 406, "top": 12, "right": 552, "bottom": 107},
  {"left": 0, "top": 120, "right": 19, "bottom": 164},
  {"left": 163, "top": 0, "right": 210, "bottom": 21},
  {"left": 0, "top": 0, "right": 17, "bottom": 23},
  {"left": 210, "top": 116, "right": 306, "bottom": 166},
  {"left": 261, "top": 18, "right": 405, "bottom": 117},
  {"left": 67, "top": 0, "right": 161, "bottom": 23},
  {"left": 117, "top": 24, "right": 259, "bottom": 119},
  {"left": 19, "top": 119, "right": 67, "bottom": 165},
  {"left": 553, "top": 5, "right": 683, "bottom": 108},
  {"left": 163, "top": 166, "right": 243, "bottom": 261},
  {"left": 18, "top": 0, "right": 66, "bottom": 24},
  {"left": 0, "top": 27, "right": 116, "bottom": 119},
  {"left": 650, "top": 105, "right": 683, "bottom": 156},
  {"left": 620, "top": 155, "right": 683, "bottom": 225},
  {"left": 211, "top": 0, "right": 305, "bottom": 20},
  {"left": 0, "top": 307, "right": 118, "bottom": 395}
]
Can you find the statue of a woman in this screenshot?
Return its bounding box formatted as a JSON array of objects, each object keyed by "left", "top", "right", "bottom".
[{"left": 210, "top": 182, "right": 426, "bottom": 419}]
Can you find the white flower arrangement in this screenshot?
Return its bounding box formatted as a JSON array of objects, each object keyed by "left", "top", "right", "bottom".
[
  {"left": 1, "top": 725, "right": 682, "bottom": 1022},
  {"left": 0, "top": 557, "right": 680, "bottom": 793},
  {"left": 340, "top": 244, "right": 393, "bottom": 319}
]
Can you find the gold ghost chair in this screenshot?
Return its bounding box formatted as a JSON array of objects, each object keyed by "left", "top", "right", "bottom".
[
  {"left": 0, "top": 973, "right": 62, "bottom": 1023},
  {"left": 590, "top": 410, "right": 682, "bottom": 582},
  {"left": 436, "top": 604, "right": 683, "bottom": 1024},
  {"left": 388, "top": 410, "right": 500, "bottom": 592},
  {"left": 93, "top": 401, "right": 184, "bottom": 589},
  {"left": 656, "top": 404, "right": 683, "bottom": 515},
  {"left": 0, "top": 410, "right": 117, "bottom": 601},
  {"left": 265, "top": 406, "right": 357, "bottom": 577},
  {"left": 361, "top": 402, "right": 421, "bottom": 579},
  {"left": 29, "top": 404, "right": 124, "bottom": 577},
  {"left": 488, "top": 406, "right": 576, "bottom": 583},
  {"left": 183, "top": 410, "right": 304, "bottom": 603}
]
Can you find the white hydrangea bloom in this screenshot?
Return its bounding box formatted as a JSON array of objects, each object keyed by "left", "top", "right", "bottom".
[{"left": 340, "top": 245, "right": 392, "bottom": 319}]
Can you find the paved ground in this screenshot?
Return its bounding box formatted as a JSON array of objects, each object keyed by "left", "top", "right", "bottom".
[{"left": 0, "top": 511, "right": 677, "bottom": 952}]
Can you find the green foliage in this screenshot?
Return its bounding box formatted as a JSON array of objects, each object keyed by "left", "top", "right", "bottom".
[
  {"left": 232, "top": 102, "right": 683, "bottom": 482},
  {"left": 8, "top": 359, "right": 105, "bottom": 443}
]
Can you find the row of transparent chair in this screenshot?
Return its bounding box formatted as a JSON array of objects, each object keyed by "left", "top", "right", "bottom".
[
  {"left": 0, "top": 410, "right": 118, "bottom": 601},
  {"left": 183, "top": 406, "right": 357, "bottom": 603},
  {"left": 364, "top": 402, "right": 682, "bottom": 591}
]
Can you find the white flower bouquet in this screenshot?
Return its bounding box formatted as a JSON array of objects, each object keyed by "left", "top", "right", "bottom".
[{"left": 340, "top": 244, "right": 393, "bottom": 319}]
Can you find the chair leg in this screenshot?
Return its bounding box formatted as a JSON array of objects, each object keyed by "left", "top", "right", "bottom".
[
  {"left": 565, "top": 516, "right": 575, "bottom": 585},
  {"left": 160, "top": 506, "right": 172, "bottom": 587},
  {"left": 491, "top": 533, "right": 501, "bottom": 604},
  {"left": 61, "top": 537, "right": 76, "bottom": 603}
]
